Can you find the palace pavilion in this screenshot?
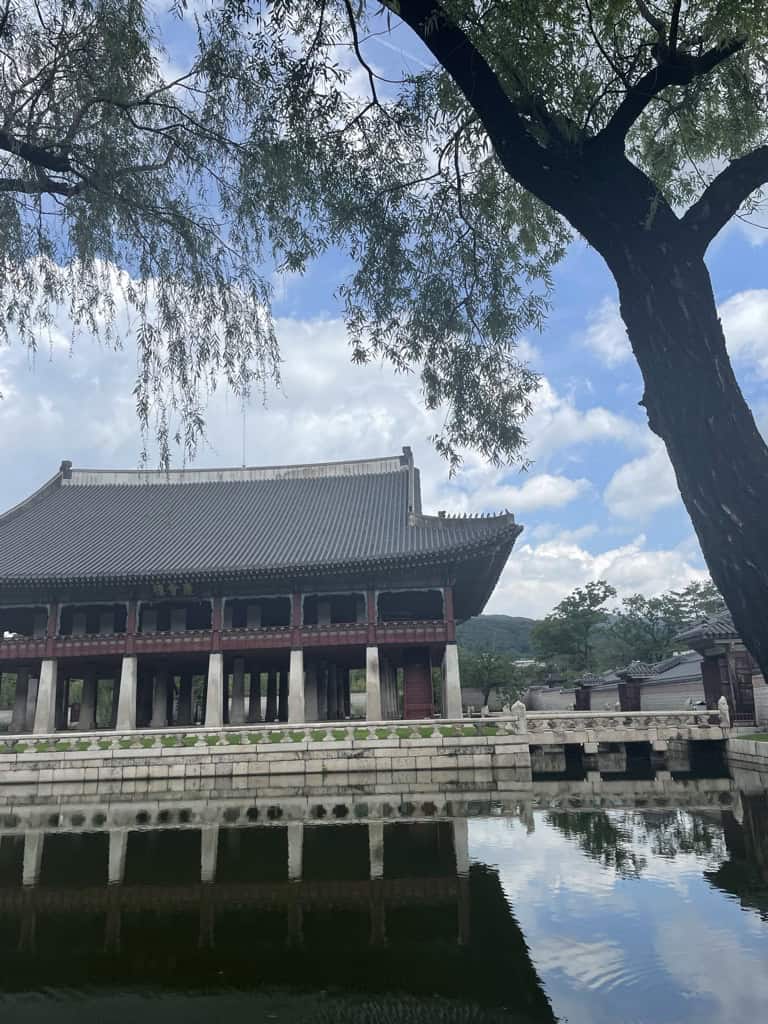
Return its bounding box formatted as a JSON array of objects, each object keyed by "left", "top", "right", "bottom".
[{"left": 0, "top": 449, "right": 521, "bottom": 734}]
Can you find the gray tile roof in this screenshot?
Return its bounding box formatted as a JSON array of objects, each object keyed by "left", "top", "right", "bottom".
[
  {"left": 674, "top": 609, "right": 736, "bottom": 644},
  {"left": 0, "top": 452, "right": 522, "bottom": 587}
]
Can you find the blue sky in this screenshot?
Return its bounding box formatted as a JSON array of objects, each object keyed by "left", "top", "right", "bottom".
[{"left": 0, "top": 4, "right": 766, "bottom": 617}]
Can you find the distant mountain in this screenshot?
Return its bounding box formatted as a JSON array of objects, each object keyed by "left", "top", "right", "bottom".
[{"left": 457, "top": 614, "right": 539, "bottom": 657}]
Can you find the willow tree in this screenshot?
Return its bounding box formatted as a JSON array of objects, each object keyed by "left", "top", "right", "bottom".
[{"left": 2, "top": 1, "right": 768, "bottom": 675}]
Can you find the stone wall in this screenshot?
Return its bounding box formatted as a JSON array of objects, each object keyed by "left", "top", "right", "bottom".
[
  {"left": 751, "top": 674, "right": 768, "bottom": 727},
  {"left": 728, "top": 737, "right": 768, "bottom": 773}
]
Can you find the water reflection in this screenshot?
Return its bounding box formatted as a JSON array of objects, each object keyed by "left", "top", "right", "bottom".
[{"left": 0, "top": 776, "right": 765, "bottom": 1024}]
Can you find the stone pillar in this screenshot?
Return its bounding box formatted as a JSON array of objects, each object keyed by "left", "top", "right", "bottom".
[
  {"left": 150, "top": 668, "right": 169, "bottom": 729},
  {"left": 278, "top": 669, "right": 289, "bottom": 722},
  {"left": 248, "top": 665, "right": 262, "bottom": 722},
  {"left": 366, "top": 646, "right": 382, "bottom": 721},
  {"left": 23, "top": 832, "right": 44, "bottom": 886},
  {"left": 201, "top": 827, "right": 219, "bottom": 883},
  {"left": 33, "top": 659, "right": 58, "bottom": 734},
  {"left": 115, "top": 655, "right": 137, "bottom": 731},
  {"left": 11, "top": 668, "right": 30, "bottom": 733},
  {"left": 230, "top": 657, "right": 246, "bottom": 725},
  {"left": 453, "top": 819, "right": 470, "bottom": 877},
  {"left": 205, "top": 653, "right": 224, "bottom": 728},
  {"left": 368, "top": 821, "right": 384, "bottom": 880},
  {"left": 288, "top": 649, "right": 305, "bottom": 723},
  {"left": 265, "top": 670, "right": 278, "bottom": 721},
  {"left": 287, "top": 822, "right": 303, "bottom": 881},
  {"left": 442, "top": 643, "right": 463, "bottom": 719},
  {"left": 108, "top": 831, "right": 128, "bottom": 885},
  {"left": 177, "top": 672, "right": 193, "bottom": 727},
  {"left": 79, "top": 667, "right": 98, "bottom": 731},
  {"left": 25, "top": 674, "right": 39, "bottom": 732}
]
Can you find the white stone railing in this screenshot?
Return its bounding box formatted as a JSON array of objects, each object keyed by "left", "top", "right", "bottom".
[
  {"left": 0, "top": 714, "right": 528, "bottom": 754},
  {"left": 526, "top": 706, "right": 727, "bottom": 734}
]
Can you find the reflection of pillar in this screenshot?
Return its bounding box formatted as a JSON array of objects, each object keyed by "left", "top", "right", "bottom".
[
  {"left": 205, "top": 653, "right": 224, "bottom": 728},
  {"left": 18, "top": 902, "right": 36, "bottom": 953},
  {"left": 368, "top": 821, "right": 384, "bottom": 880},
  {"left": 247, "top": 664, "right": 262, "bottom": 722},
  {"left": 265, "top": 670, "right": 278, "bottom": 721},
  {"left": 177, "top": 672, "right": 193, "bottom": 726},
  {"left": 33, "top": 659, "right": 58, "bottom": 733},
  {"left": 150, "top": 668, "right": 169, "bottom": 728},
  {"left": 453, "top": 819, "right": 469, "bottom": 877},
  {"left": 105, "top": 901, "right": 122, "bottom": 953},
  {"left": 79, "top": 667, "right": 98, "bottom": 731},
  {"left": 115, "top": 655, "right": 137, "bottom": 731},
  {"left": 230, "top": 657, "right": 246, "bottom": 725},
  {"left": 457, "top": 874, "right": 471, "bottom": 946},
  {"left": 369, "top": 882, "right": 386, "bottom": 946},
  {"left": 23, "top": 832, "right": 44, "bottom": 886},
  {"left": 288, "top": 822, "right": 304, "bottom": 881},
  {"left": 366, "top": 646, "right": 382, "bottom": 720},
  {"left": 11, "top": 668, "right": 30, "bottom": 733},
  {"left": 304, "top": 663, "right": 318, "bottom": 721},
  {"left": 442, "top": 643, "right": 463, "bottom": 719},
  {"left": 199, "top": 894, "right": 215, "bottom": 949},
  {"left": 108, "top": 831, "right": 128, "bottom": 885},
  {"left": 201, "top": 827, "right": 219, "bottom": 883},
  {"left": 287, "top": 899, "right": 303, "bottom": 947},
  {"left": 288, "top": 650, "right": 305, "bottom": 723}
]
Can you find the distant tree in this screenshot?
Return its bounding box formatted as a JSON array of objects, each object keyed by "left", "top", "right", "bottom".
[
  {"left": 609, "top": 578, "right": 725, "bottom": 664},
  {"left": 459, "top": 649, "right": 511, "bottom": 704},
  {"left": 531, "top": 581, "right": 617, "bottom": 673}
]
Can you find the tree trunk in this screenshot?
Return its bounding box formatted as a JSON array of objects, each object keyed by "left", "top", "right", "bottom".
[{"left": 607, "top": 235, "right": 768, "bottom": 681}]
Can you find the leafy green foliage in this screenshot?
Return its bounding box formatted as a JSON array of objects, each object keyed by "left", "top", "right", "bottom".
[{"left": 531, "top": 581, "right": 617, "bottom": 672}]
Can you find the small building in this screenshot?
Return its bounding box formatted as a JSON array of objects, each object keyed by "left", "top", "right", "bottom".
[{"left": 0, "top": 450, "right": 522, "bottom": 733}]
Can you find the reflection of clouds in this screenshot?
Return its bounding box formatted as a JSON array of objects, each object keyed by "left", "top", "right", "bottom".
[
  {"left": 533, "top": 935, "right": 627, "bottom": 991},
  {"left": 467, "top": 813, "right": 768, "bottom": 1024},
  {"left": 655, "top": 912, "right": 768, "bottom": 1021}
]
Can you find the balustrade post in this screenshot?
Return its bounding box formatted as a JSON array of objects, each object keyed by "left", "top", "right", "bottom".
[{"left": 718, "top": 695, "right": 731, "bottom": 729}]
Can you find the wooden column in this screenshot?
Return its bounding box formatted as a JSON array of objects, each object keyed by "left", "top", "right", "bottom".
[
  {"left": 265, "top": 670, "right": 278, "bottom": 721},
  {"left": 247, "top": 664, "right": 262, "bottom": 722}
]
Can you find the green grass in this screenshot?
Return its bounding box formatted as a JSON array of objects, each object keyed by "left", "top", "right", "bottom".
[
  {"left": 205, "top": 735, "right": 220, "bottom": 746},
  {"left": 310, "top": 729, "right": 327, "bottom": 742},
  {"left": 289, "top": 730, "right": 306, "bottom": 742},
  {"left": 226, "top": 734, "right": 243, "bottom": 745},
  {"left": 375, "top": 728, "right": 391, "bottom": 739},
  {"left": 267, "top": 731, "right": 285, "bottom": 743},
  {"left": 35, "top": 741, "right": 52, "bottom": 752},
  {"left": 161, "top": 736, "right": 179, "bottom": 747},
  {"left": 182, "top": 735, "right": 198, "bottom": 746},
  {"left": 331, "top": 728, "right": 347, "bottom": 741},
  {"left": 354, "top": 728, "right": 370, "bottom": 740},
  {"left": 118, "top": 739, "right": 134, "bottom": 749},
  {"left": 439, "top": 725, "right": 457, "bottom": 737},
  {"left": 75, "top": 740, "right": 91, "bottom": 750},
  {"left": 54, "top": 741, "right": 71, "bottom": 751},
  {"left": 418, "top": 725, "right": 434, "bottom": 738},
  {"left": 480, "top": 724, "right": 498, "bottom": 736},
  {"left": 10, "top": 742, "right": 28, "bottom": 753},
  {"left": 140, "top": 737, "right": 155, "bottom": 748},
  {"left": 738, "top": 733, "right": 768, "bottom": 742},
  {"left": 98, "top": 740, "right": 112, "bottom": 750},
  {"left": 396, "top": 727, "right": 413, "bottom": 739},
  {"left": 247, "top": 732, "right": 262, "bottom": 744}
]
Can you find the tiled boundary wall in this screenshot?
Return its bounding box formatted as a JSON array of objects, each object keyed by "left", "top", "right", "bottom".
[{"left": 0, "top": 709, "right": 729, "bottom": 787}]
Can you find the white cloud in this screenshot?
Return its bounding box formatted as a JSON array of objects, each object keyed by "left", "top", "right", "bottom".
[
  {"left": 720, "top": 289, "right": 768, "bottom": 376},
  {"left": 603, "top": 440, "right": 680, "bottom": 521},
  {"left": 581, "top": 298, "right": 631, "bottom": 366},
  {"left": 487, "top": 531, "right": 707, "bottom": 617}
]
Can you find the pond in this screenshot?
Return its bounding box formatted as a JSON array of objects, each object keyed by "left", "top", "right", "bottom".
[{"left": 0, "top": 774, "right": 766, "bottom": 1023}]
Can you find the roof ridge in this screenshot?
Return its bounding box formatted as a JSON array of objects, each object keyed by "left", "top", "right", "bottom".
[{"left": 60, "top": 452, "right": 410, "bottom": 487}]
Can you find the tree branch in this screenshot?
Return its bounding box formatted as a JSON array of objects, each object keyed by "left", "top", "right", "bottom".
[
  {"left": 0, "top": 128, "right": 72, "bottom": 173},
  {"left": 386, "top": 1, "right": 568, "bottom": 203},
  {"left": 682, "top": 145, "right": 768, "bottom": 251},
  {"left": 0, "top": 174, "right": 80, "bottom": 196},
  {"left": 599, "top": 35, "right": 747, "bottom": 146}
]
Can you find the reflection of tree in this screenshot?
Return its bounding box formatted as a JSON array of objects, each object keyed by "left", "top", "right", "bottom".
[
  {"left": 636, "top": 811, "right": 726, "bottom": 862},
  {"left": 547, "top": 810, "right": 729, "bottom": 878},
  {"left": 546, "top": 812, "right": 646, "bottom": 878}
]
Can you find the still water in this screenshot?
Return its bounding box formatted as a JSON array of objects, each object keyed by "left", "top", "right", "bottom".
[{"left": 0, "top": 779, "right": 766, "bottom": 1023}]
